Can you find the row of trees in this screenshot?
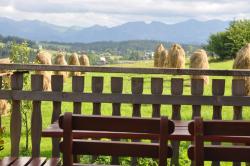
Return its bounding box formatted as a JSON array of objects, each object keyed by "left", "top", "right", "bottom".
[{"left": 206, "top": 20, "right": 250, "bottom": 59}]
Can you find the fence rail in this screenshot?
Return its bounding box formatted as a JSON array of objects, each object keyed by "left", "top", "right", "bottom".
[
  {"left": 1, "top": 63, "right": 250, "bottom": 76},
  {"left": 0, "top": 64, "right": 249, "bottom": 166}
]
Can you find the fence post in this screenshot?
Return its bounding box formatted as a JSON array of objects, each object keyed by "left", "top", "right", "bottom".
[
  {"left": 131, "top": 77, "right": 143, "bottom": 166},
  {"left": 10, "top": 72, "right": 23, "bottom": 157},
  {"left": 232, "top": 79, "right": 245, "bottom": 166},
  {"left": 211, "top": 79, "right": 225, "bottom": 166},
  {"left": 72, "top": 76, "right": 84, "bottom": 114},
  {"left": 72, "top": 76, "right": 84, "bottom": 162},
  {"left": 51, "top": 75, "right": 63, "bottom": 157},
  {"left": 171, "top": 78, "right": 183, "bottom": 166},
  {"left": 191, "top": 79, "right": 204, "bottom": 118},
  {"left": 92, "top": 77, "right": 104, "bottom": 115},
  {"left": 31, "top": 74, "right": 43, "bottom": 157},
  {"left": 111, "top": 77, "right": 123, "bottom": 165},
  {"left": 151, "top": 78, "right": 163, "bottom": 118}
]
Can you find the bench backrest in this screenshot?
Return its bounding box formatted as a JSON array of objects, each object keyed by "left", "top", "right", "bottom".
[
  {"left": 59, "top": 112, "right": 174, "bottom": 166},
  {"left": 188, "top": 117, "right": 250, "bottom": 165}
]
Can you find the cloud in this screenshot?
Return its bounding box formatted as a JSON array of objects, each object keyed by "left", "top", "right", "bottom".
[{"left": 0, "top": 0, "right": 250, "bottom": 27}]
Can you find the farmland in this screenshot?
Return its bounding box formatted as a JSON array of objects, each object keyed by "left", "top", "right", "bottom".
[{"left": 1, "top": 59, "right": 250, "bottom": 166}]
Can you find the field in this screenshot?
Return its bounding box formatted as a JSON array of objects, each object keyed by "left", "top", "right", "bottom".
[{"left": 1, "top": 59, "right": 250, "bottom": 165}]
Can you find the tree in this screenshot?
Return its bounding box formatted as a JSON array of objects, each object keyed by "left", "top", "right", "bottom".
[
  {"left": 9, "top": 42, "right": 32, "bottom": 153},
  {"left": 206, "top": 20, "right": 250, "bottom": 59}
]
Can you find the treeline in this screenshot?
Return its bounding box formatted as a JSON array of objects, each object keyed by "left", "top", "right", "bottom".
[{"left": 41, "top": 40, "right": 200, "bottom": 56}]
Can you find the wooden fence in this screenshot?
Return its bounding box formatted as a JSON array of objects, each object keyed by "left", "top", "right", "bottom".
[{"left": 1, "top": 64, "right": 250, "bottom": 166}]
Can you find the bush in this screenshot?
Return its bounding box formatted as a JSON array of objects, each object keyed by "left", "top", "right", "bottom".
[{"left": 206, "top": 20, "right": 250, "bottom": 59}]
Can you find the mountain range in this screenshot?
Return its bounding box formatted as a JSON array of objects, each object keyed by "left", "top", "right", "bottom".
[{"left": 0, "top": 17, "right": 230, "bottom": 44}]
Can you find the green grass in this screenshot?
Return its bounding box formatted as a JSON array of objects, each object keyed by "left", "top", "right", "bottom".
[{"left": 1, "top": 59, "right": 250, "bottom": 165}]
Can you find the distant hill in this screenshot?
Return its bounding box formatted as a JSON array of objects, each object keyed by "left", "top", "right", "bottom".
[{"left": 0, "top": 17, "right": 229, "bottom": 44}]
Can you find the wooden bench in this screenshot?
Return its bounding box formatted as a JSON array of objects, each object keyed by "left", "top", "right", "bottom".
[
  {"left": 59, "top": 112, "right": 174, "bottom": 166},
  {"left": 0, "top": 157, "right": 60, "bottom": 166},
  {"left": 188, "top": 117, "right": 250, "bottom": 165}
]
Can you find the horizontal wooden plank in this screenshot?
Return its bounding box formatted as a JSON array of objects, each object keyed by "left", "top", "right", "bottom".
[
  {"left": 1, "top": 63, "right": 250, "bottom": 76},
  {"left": 1, "top": 90, "right": 250, "bottom": 106},
  {"left": 42, "top": 121, "right": 192, "bottom": 141},
  {"left": 60, "top": 140, "right": 173, "bottom": 158},
  {"left": 0, "top": 157, "right": 17, "bottom": 165},
  {"left": 189, "top": 120, "right": 250, "bottom": 136},
  {"left": 28, "top": 157, "right": 47, "bottom": 166},
  {"left": 11, "top": 157, "right": 31, "bottom": 166},
  {"left": 59, "top": 115, "right": 174, "bottom": 134},
  {"left": 188, "top": 145, "right": 250, "bottom": 162},
  {"left": 43, "top": 158, "right": 61, "bottom": 166}
]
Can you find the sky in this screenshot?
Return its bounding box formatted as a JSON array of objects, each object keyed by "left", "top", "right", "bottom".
[{"left": 0, "top": 0, "right": 250, "bottom": 27}]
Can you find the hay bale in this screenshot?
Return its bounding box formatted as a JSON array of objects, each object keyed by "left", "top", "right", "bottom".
[
  {"left": 35, "top": 50, "right": 52, "bottom": 91},
  {"left": 190, "top": 49, "right": 209, "bottom": 85},
  {"left": 0, "top": 100, "right": 10, "bottom": 116},
  {"left": 68, "top": 53, "right": 81, "bottom": 76},
  {"left": 233, "top": 43, "right": 250, "bottom": 95},
  {"left": 167, "top": 44, "right": 185, "bottom": 68},
  {"left": 79, "top": 54, "right": 90, "bottom": 66},
  {"left": 158, "top": 50, "right": 168, "bottom": 68},
  {"left": 79, "top": 54, "right": 90, "bottom": 74},
  {"left": 154, "top": 44, "right": 165, "bottom": 67},
  {"left": 36, "top": 50, "right": 52, "bottom": 65},
  {"left": 54, "top": 52, "right": 68, "bottom": 80}
]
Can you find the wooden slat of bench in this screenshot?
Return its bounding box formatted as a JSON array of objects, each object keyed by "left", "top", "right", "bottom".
[
  {"left": 27, "top": 157, "right": 46, "bottom": 166},
  {"left": 11, "top": 157, "right": 31, "bottom": 166},
  {"left": 42, "top": 121, "right": 191, "bottom": 140},
  {"left": 61, "top": 139, "right": 173, "bottom": 158},
  {"left": 0, "top": 157, "right": 17, "bottom": 165},
  {"left": 43, "top": 158, "right": 61, "bottom": 166}
]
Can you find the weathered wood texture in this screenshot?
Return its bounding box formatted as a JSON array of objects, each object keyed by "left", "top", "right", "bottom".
[
  {"left": 171, "top": 78, "right": 183, "bottom": 166},
  {"left": 211, "top": 79, "right": 225, "bottom": 166},
  {"left": 111, "top": 77, "right": 123, "bottom": 165},
  {"left": 191, "top": 79, "right": 204, "bottom": 118},
  {"left": 232, "top": 79, "right": 246, "bottom": 166},
  {"left": 51, "top": 75, "right": 63, "bottom": 157},
  {"left": 31, "top": 75, "right": 43, "bottom": 157},
  {"left": 59, "top": 113, "right": 174, "bottom": 166},
  {"left": 2, "top": 63, "right": 250, "bottom": 76},
  {"left": 151, "top": 78, "right": 163, "bottom": 118},
  {"left": 92, "top": 77, "right": 103, "bottom": 115},
  {"left": 10, "top": 72, "right": 23, "bottom": 157},
  {"left": 131, "top": 77, "right": 143, "bottom": 166},
  {"left": 72, "top": 76, "right": 84, "bottom": 114},
  {"left": 188, "top": 117, "right": 250, "bottom": 165}
]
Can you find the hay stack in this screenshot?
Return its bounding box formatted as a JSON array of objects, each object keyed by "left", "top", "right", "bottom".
[
  {"left": 0, "top": 100, "right": 10, "bottom": 116},
  {"left": 54, "top": 52, "right": 68, "bottom": 80},
  {"left": 158, "top": 50, "right": 168, "bottom": 68},
  {"left": 167, "top": 44, "right": 185, "bottom": 68},
  {"left": 79, "top": 54, "right": 90, "bottom": 66},
  {"left": 35, "top": 50, "right": 52, "bottom": 91},
  {"left": 233, "top": 43, "right": 250, "bottom": 95},
  {"left": 154, "top": 44, "right": 165, "bottom": 67},
  {"left": 36, "top": 51, "right": 52, "bottom": 65},
  {"left": 79, "top": 54, "right": 90, "bottom": 74},
  {"left": 68, "top": 53, "right": 81, "bottom": 76},
  {"left": 190, "top": 49, "right": 209, "bottom": 85}
]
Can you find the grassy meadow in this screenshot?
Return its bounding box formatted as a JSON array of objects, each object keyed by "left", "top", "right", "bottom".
[{"left": 1, "top": 59, "right": 250, "bottom": 165}]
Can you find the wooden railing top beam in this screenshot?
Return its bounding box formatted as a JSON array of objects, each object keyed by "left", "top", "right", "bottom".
[{"left": 1, "top": 63, "right": 250, "bottom": 76}]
